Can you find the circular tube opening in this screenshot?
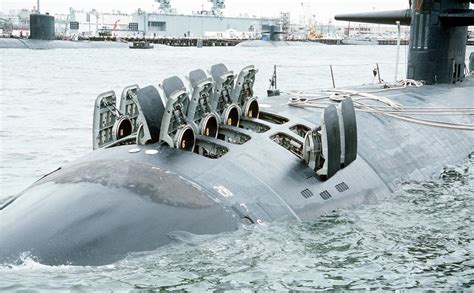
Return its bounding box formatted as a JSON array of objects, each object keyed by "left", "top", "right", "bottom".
[
  {"left": 114, "top": 117, "right": 133, "bottom": 140},
  {"left": 224, "top": 105, "right": 240, "bottom": 127},
  {"left": 244, "top": 98, "right": 260, "bottom": 118},
  {"left": 176, "top": 125, "right": 195, "bottom": 152},
  {"left": 201, "top": 114, "right": 219, "bottom": 138}
]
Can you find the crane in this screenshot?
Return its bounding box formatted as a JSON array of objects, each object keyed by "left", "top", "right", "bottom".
[{"left": 300, "top": 1, "right": 321, "bottom": 40}]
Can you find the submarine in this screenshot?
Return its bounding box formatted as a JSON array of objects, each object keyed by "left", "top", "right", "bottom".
[
  {"left": 237, "top": 24, "right": 293, "bottom": 47},
  {"left": 1, "top": 0, "right": 473, "bottom": 266},
  {"left": 0, "top": 13, "right": 127, "bottom": 49}
]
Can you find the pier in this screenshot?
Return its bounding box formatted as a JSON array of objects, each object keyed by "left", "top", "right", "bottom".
[
  {"left": 88, "top": 36, "right": 244, "bottom": 47},
  {"left": 311, "top": 38, "right": 343, "bottom": 45},
  {"left": 377, "top": 39, "right": 409, "bottom": 45}
]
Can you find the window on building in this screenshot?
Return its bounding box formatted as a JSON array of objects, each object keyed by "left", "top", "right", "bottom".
[
  {"left": 129, "top": 23, "right": 138, "bottom": 31},
  {"left": 70, "top": 21, "right": 79, "bottom": 30},
  {"left": 148, "top": 21, "right": 166, "bottom": 31}
]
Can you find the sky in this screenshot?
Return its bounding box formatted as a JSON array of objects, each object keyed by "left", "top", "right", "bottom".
[{"left": 2, "top": 0, "right": 409, "bottom": 21}]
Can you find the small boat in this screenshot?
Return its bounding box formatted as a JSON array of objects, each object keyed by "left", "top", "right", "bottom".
[
  {"left": 341, "top": 35, "right": 378, "bottom": 45},
  {"left": 129, "top": 41, "right": 154, "bottom": 49}
]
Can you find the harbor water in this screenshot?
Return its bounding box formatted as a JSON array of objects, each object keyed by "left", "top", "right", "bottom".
[{"left": 1, "top": 44, "right": 473, "bottom": 290}]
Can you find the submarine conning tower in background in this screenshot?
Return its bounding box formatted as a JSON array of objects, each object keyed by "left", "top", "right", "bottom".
[
  {"left": 29, "top": 13, "right": 55, "bottom": 40},
  {"left": 335, "top": 0, "right": 474, "bottom": 84},
  {"left": 261, "top": 24, "right": 286, "bottom": 41}
]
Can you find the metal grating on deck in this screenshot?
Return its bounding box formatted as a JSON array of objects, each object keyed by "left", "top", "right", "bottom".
[
  {"left": 320, "top": 190, "right": 332, "bottom": 200},
  {"left": 335, "top": 182, "right": 350, "bottom": 192},
  {"left": 301, "top": 188, "right": 314, "bottom": 199}
]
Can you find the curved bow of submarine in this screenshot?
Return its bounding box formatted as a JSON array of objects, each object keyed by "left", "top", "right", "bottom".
[
  {"left": 0, "top": 64, "right": 388, "bottom": 266},
  {"left": 0, "top": 157, "right": 240, "bottom": 266}
]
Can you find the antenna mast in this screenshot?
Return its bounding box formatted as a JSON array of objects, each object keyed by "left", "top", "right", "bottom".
[
  {"left": 208, "top": 0, "right": 225, "bottom": 16},
  {"left": 155, "top": 0, "right": 172, "bottom": 14}
]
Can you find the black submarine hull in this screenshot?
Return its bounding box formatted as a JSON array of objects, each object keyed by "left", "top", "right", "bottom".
[
  {"left": 1, "top": 80, "right": 472, "bottom": 266},
  {"left": 0, "top": 38, "right": 128, "bottom": 49}
]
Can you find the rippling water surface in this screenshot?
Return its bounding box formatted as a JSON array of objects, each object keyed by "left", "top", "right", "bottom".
[{"left": 1, "top": 44, "right": 473, "bottom": 290}]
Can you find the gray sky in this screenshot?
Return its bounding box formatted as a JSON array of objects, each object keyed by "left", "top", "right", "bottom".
[{"left": 2, "top": 0, "right": 409, "bottom": 21}]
